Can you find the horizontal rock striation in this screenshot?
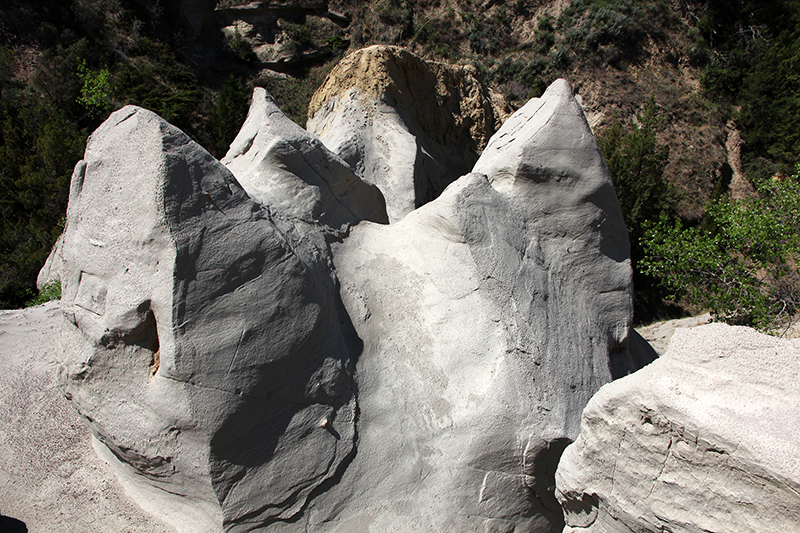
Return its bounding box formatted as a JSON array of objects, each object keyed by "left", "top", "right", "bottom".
[{"left": 556, "top": 323, "right": 800, "bottom": 533}]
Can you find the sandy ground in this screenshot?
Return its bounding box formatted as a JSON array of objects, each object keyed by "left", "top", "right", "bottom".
[{"left": 0, "top": 301, "right": 173, "bottom": 533}]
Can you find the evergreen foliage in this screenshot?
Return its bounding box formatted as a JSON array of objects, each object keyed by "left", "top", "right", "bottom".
[
  {"left": 597, "top": 99, "right": 679, "bottom": 323},
  {"left": 208, "top": 75, "right": 250, "bottom": 159},
  {"left": 0, "top": 44, "right": 85, "bottom": 307},
  {"left": 694, "top": 0, "right": 800, "bottom": 179}
]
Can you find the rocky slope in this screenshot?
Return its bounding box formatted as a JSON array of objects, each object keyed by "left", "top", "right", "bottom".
[
  {"left": 323, "top": 0, "right": 732, "bottom": 219},
  {"left": 5, "top": 0, "right": 782, "bottom": 311}
]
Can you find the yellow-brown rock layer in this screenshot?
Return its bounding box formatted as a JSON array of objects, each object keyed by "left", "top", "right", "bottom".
[{"left": 308, "top": 45, "right": 511, "bottom": 153}]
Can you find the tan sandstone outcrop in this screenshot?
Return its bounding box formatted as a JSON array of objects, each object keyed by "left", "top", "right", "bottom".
[{"left": 307, "top": 45, "right": 511, "bottom": 222}]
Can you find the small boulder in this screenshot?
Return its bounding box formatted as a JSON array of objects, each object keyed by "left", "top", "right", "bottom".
[{"left": 556, "top": 323, "right": 800, "bottom": 533}]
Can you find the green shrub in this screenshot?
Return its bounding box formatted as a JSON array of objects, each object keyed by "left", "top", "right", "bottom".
[
  {"left": 489, "top": 57, "right": 549, "bottom": 98},
  {"left": 375, "top": 0, "right": 411, "bottom": 27},
  {"left": 598, "top": 98, "right": 677, "bottom": 322},
  {"left": 641, "top": 168, "right": 800, "bottom": 332},
  {"left": 26, "top": 281, "right": 61, "bottom": 307},
  {"left": 114, "top": 38, "right": 202, "bottom": 132},
  {"left": 77, "top": 58, "right": 113, "bottom": 115},
  {"left": 535, "top": 15, "right": 556, "bottom": 54},
  {"left": 599, "top": 99, "right": 675, "bottom": 243},
  {"left": 467, "top": 12, "right": 515, "bottom": 56},
  {"left": 324, "top": 35, "right": 349, "bottom": 52},
  {"left": 230, "top": 30, "right": 257, "bottom": 65},
  {"left": 558, "top": 0, "right": 675, "bottom": 66},
  {"left": 695, "top": 0, "right": 800, "bottom": 178},
  {"left": 283, "top": 21, "right": 312, "bottom": 47}
]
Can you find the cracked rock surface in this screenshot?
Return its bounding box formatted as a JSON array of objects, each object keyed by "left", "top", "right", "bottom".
[
  {"left": 556, "top": 323, "right": 800, "bottom": 533},
  {"left": 294, "top": 79, "right": 650, "bottom": 533}
]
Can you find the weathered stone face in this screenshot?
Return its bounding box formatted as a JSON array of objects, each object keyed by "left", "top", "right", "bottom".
[
  {"left": 556, "top": 323, "right": 800, "bottom": 533},
  {"left": 56, "top": 59, "right": 651, "bottom": 532},
  {"left": 309, "top": 79, "right": 642, "bottom": 533},
  {"left": 307, "top": 44, "right": 511, "bottom": 223},
  {"left": 222, "top": 87, "right": 388, "bottom": 229},
  {"left": 58, "top": 106, "right": 359, "bottom": 532}
]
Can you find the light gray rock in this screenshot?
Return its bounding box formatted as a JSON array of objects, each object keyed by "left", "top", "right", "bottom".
[
  {"left": 555, "top": 322, "right": 800, "bottom": 533},
  {"left": 307, "top": 45, "right": 510, "bottom": 223},
  {"left": 0, "top": 301, "right": 173, "bottom": 533},
  {"left": 636, "top": 313, "right": 712, "bottom": 355},
  {"left": 36, "top": 232, "right": 63, "bottom": 290},
  {"left": 57, "top": 78, "right": 650, "bottom": 532},
  {"left": 222, "top": 87, "right": 387, "bottom": 229},
  {"left": 287, "top": 78, "right": 649, "bottom": 532},
  {"left": 58, "top": 105, "right": 358, "bottom": 533}
]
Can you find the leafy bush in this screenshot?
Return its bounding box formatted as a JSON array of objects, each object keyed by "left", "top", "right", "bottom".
[
  {"left": 597, "top": 98, "right": 678, "bottom": 322},
  {"left": 467, "top": 12, "right": 516, "bottom": 56},
  {"left": 324, "top": 35, "right": 349, "bottom": 52},
  {"left": 0, "top": 83, "right": 85, "bottom": 308},
  {"left": 558, "top": 0, "right": 675, "bottom": 66},
  {"left": 375, "top": 0, "right": 411, "bottom": 28},
  {"left": 114, "top": 38, "right": 202, "bottom": 131},
  {"left": 535, "top": 15, "right": 556, "bottom": 54},
  {"left": 599, "top": 99, "right": 675, "bottom": 245},
  {"left": 26, "top": 281, "right": 61, "bottom": 307},
  {"left": 282, "top": 20, "right": 312, "bottom": 47},
  {"left": 641, "top": 169, "right": 800, "bottom": 332},
  {"left": 230, "top": 30, "right": 257, "bottom": 65},
  {"left": 489, "top": 57, "right": 549, "bottom": 100},
  {"left": 77, "top": 58, "right": 113, "bottom": 115}
]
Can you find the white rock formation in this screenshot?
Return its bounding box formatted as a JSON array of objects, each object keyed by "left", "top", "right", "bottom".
[
  {"left": 556, "top": 322, "right": 800, "bottom": 533},
  {"left": 222, "top": 87, "right": 387, "bottom": 228},
  {"left": 0, "top": 301, "right": 172, "bottom": 533},
  {"left": 55, "top": 71, "right": 653, "bottom": 531},
  {"left": 36, "top": 231, "right": 63, "bottom": 289},
  {"left": 307, "top": 45, "right": 511, "bottom": 223},
  {"left": 57, "top": 106, "right": 363, "bottom": 532},
  {"left": 291, "top": 78, "right": 647, "bottom": 533}
]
